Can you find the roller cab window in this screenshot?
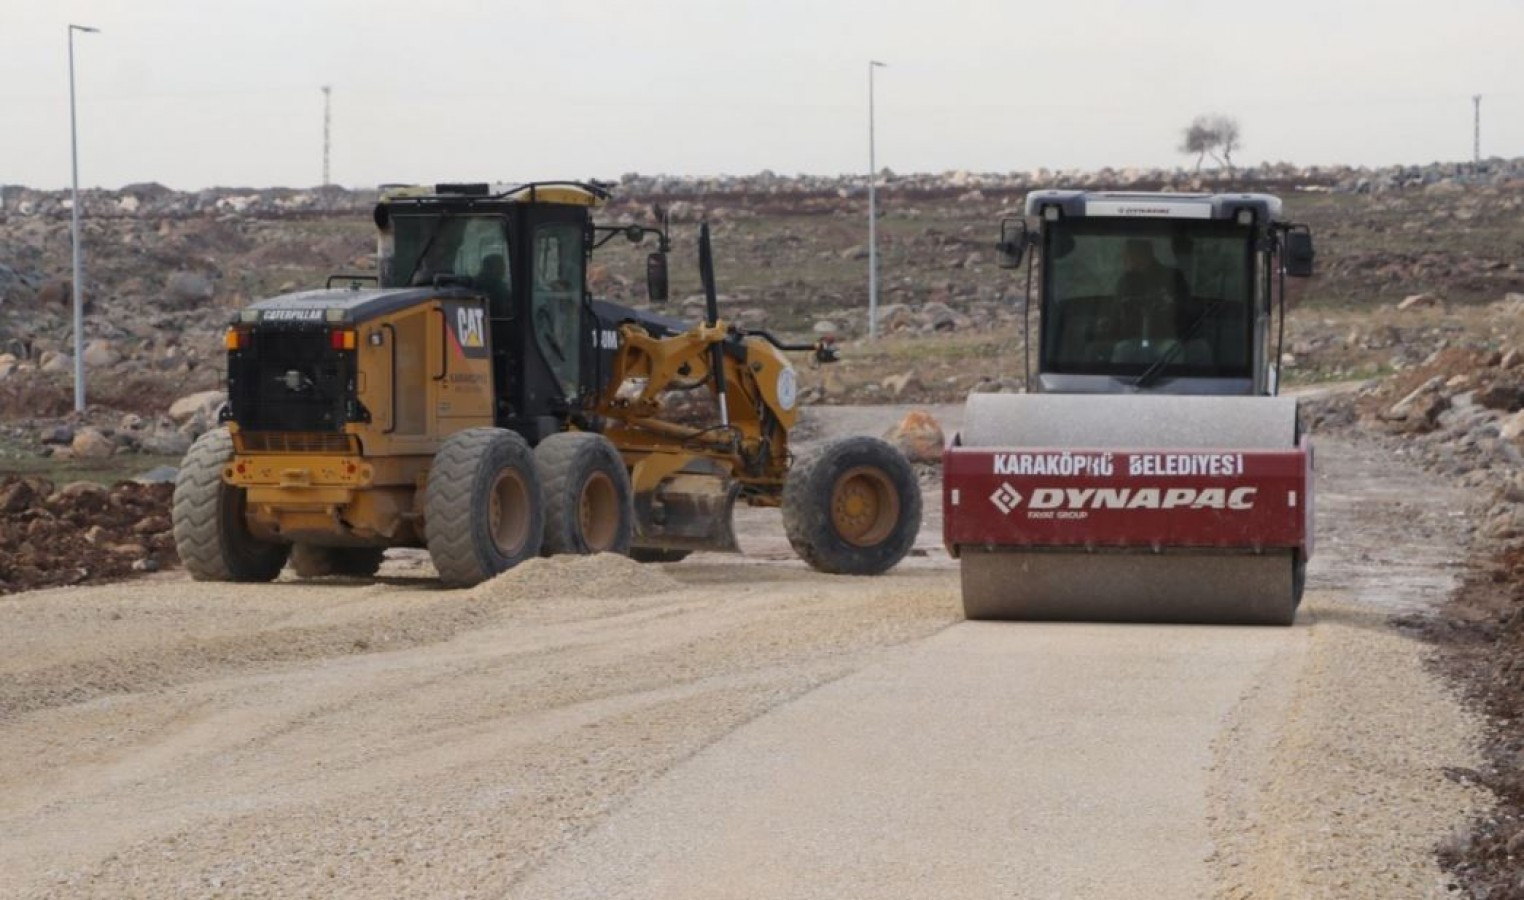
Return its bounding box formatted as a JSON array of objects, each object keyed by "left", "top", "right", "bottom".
[{"left": 1041, "top": 219, "right": 1253, "bottom": 380}]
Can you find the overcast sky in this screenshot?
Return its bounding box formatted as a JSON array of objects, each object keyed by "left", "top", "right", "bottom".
[{"left": 4, "top": 0, "right": 1521, "bottom": 190}]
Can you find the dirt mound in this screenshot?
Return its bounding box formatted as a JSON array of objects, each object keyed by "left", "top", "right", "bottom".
[
  {"left": 466, "top": 553, "right": 683, "bottom": 604},
  {"left": 1419, "top": 541, "right": 1524, "bottom": 896},
  {"left": 0, "top": 476, "right": 175, "bottom": 595},
  {"left": 1399, "top": 530, "right": 1524, "bottom": 889}
]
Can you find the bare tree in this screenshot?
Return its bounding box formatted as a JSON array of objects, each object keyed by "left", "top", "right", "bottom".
[
  {"left": 1178, "top": 118, "right": 1213, "bottom": 174},
  {"left": 1205, "top": 114, "right": 1242, "bottom": 176},
  {"left": 1178, "top": 114, "right": 1243, "bottom": 177}
]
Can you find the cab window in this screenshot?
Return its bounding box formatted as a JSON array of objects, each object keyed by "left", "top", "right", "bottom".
[
  {"left": 386, "top": 214, "right": 510, "bottom": 309},
  {"left": 1042, "top": 219, "right": 1253, "bottom": 379},
  {"left": 531, "top": 223, "right": 585, "bottom": 397}
]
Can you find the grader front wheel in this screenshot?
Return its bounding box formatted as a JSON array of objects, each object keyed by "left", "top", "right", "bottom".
[{"left": 783, "top": 436, "right": 922, "bottom": 575}]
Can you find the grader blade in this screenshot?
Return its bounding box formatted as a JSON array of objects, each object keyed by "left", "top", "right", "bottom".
[{"left": 633, "top": 473, "right": 741, "bottom": 554}]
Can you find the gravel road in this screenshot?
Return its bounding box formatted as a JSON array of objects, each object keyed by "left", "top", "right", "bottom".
[{"left": 0, "top": 407, "right": 1489, "bottom": 899}]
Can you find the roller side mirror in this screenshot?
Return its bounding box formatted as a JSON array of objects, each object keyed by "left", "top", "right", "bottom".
[
  {"left": 1284, "top": 231, "right": 1315, "bottom": 278},
  {"left": 997, "top": 218, "right": 1030, "bottom": 270}
]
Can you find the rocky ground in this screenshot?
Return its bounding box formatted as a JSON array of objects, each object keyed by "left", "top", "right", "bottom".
[
  {"left": 4, "top": 162, "right": 1524, "bottom": 894},
  {"left": 1293, "top": 337, "right": 1524, "bottom": 897},
  {"left": 2, "top": 162, "right": 1523, "bottom": 435}
]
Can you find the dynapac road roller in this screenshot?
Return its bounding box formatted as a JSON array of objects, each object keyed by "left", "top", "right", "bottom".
[
  {"left": 943, "top": 191, "right": 1316, "bottom": 624},
  {"left": 173, "top": 182, "right": 920, "bottom": 585}
]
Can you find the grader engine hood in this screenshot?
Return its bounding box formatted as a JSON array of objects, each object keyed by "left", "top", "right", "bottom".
[
  {"left": 238, "top": 285, "right": 477, "bottom": 326},
  {"left": 226, "top": 285, "right": 487, "bottom": 433}
]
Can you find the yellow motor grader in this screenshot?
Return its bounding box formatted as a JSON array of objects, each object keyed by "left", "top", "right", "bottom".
[{"left": 172, "top": 182, "right": 921, "bottom": 585}]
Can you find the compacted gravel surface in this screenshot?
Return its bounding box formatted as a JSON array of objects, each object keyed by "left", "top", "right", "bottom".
[{"left": 0, "top": 417, "right": 1489, "bottom": 899}]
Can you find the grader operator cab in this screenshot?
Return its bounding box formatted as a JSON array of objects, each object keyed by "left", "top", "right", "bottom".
[
  {"left": 943, "top": 191, "right": 1316, "bottom": 625},
  {"left": 173, "top": 182, "right": 921, "bottom": 586}
]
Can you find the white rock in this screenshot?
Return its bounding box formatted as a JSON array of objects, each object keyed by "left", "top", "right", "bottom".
[
  {"left": 168, "top": 390, "right": 227, "bottom": 425},
  {"left": 39, "top": 351, "right": 73, "bottom": 373},
  {"left": 1396, "top": 293, "right": 1439, "bottom": 311},
  {"left": 82, "top": 339, "right": 121, "bottom": 368}
]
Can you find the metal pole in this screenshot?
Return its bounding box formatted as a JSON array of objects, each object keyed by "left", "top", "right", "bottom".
[
  {"left": 68, "top": 25, "right": 99, "bottom": 413},
  {"left": 868, "top": 60, "right": 886, "bottom": 340},
  {"left": 1473, "top": 94, "right": 1482, "bottom": 164}
]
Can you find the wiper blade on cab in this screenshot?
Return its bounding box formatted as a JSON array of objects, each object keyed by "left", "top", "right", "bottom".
[
  {"left": 1133, "top": 299, "right": 1223, "bottom": 389},
  {"left": 403, "top": 213, "right": 453, "bottom": 288}
]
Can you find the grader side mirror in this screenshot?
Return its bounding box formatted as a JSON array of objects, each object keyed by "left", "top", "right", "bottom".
[
  {"left": 997, "top": 218, "right": 1030, "bottom": 270},
  {"left": 646, "top": 252, "right": 669, "bottom": 303},
  {"left": 1284, "top": 231, "right": 1315, "bottom": 278}
]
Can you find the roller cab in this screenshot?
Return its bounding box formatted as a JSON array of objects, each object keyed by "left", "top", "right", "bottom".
[{"left": 947, "top": 192, "right": 1316, "bottom": 624}]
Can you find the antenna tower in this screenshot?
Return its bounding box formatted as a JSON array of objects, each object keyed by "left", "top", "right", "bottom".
[{"left": 322, "top": 85, "right": 332, "bottom": 186}]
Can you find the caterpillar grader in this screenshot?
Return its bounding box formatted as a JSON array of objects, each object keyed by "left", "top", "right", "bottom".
[
  {"left": 172, "top": 181, "right": 921, "bottom": 586},
  {"left": 942, "top": 191, "right": 1316, "bottom": 625}
]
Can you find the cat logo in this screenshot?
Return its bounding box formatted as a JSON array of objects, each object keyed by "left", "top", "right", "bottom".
[{"left": 456, "top": 308, "right": 485, "bottom": 349}]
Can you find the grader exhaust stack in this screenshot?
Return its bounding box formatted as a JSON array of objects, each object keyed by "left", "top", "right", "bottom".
[{"left": 943, "top": 191, "right": 1316, "bottom": 625}]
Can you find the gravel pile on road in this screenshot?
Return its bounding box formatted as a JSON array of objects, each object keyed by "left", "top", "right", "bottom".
[
  {"left": 0, "top": 476, "right": 174, "bottom": 595},
  {"left": 466, "top": 553, "right": 683, "bottom": 604}
]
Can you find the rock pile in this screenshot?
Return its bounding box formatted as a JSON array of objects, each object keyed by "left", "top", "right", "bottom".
[
  {"left": 0, "top": 476, "right": 176, "bottom": 594},
  {"left": 883, "top": 410, "right": 945, "bottom": 464},
  {"left": 3, "top": 157, "right": 1521, "bottom": 227},
  {"left": 1300, "top": 340, "right": 1524, "bottom": 550},
  {"left": 610, "top": 157, "right": 1524, "bottom": 199}
]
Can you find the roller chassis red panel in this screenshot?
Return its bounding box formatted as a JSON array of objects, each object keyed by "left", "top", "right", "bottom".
[{"left": 942, "top": 438, "right": 1313, "bottom": 557}]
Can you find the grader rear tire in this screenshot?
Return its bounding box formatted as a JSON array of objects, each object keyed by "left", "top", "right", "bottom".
[
  {"left": 290, "top": 544, "right": 386, "bottom": 579},
  {"left": 426, "top": 427, "right": 544, "bottom": 587},
  {"left": 172, "top": 427, "right": 289, "bottom": 582},
  {"left": 535, "top": 432, "right": 634, "bottom": 556},
  {"left": 783, "top": 436, "right": 921, "bottom": 575}
]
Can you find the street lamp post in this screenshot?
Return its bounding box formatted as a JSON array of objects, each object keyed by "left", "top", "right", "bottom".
[
  {"left": 69, "top": 23, "right": 100, "bottom": 414},
  {"left": 868, "top": 60, "right": 886, "bottom": 340}
]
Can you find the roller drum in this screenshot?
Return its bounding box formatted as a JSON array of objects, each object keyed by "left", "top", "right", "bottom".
[
  {"left": 955, "top": 393, "right": 1303, "bottom": 626},
  {"left": 961, "top": 548, "right": 1298, "bottom": 625}
]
